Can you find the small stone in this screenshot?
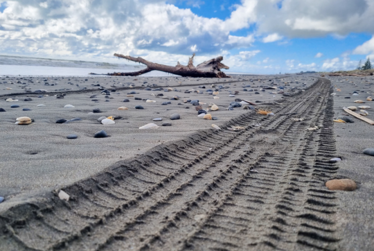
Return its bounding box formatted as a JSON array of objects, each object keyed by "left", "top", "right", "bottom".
[
  {"left": 212, "top": 117, "right": 218, "bottom": 120},
  {"left": 198, "top": 110, "right": 207, "bottom": 115},
  {"left": 135, "top": 97, "right": 142, "bottom": 100},
  {"left": 162, "top": 102, "right": 171, "bottom": 105},
  {"left": 170, "top": 114, "right": 180, "bottom": 120},
  {"left": 56, "top": 119, "right": 67, "bottom": 124},
  {"left": 339, "top": 116, "right": 354, "bottom": 123},
  {"left": 58, "top": 190, "right": 70, "bottom": 201},
  {"left": 94, "top": 130, "right": 108, "bottom": 138},
  {"left": 93, "top": 108, "right": 101, "bottom": 113},
  {"left": 0, "top": 197, "right": 4, "bottom": 203},
  {"left": 22, "top": 108, "right": 31, "bottom": 111},
  {"left": 204, "top": 114, "right": 212, "bottom": 120},
  {"left": 67, "top": 134, "right": 78, "bottom": 139},
  {"left": 64, "top": 104, "right": 75, "bottom": 108},
  {"left": 135, "top": 105, "right": 144, "bottom": 109},
  {"left": 326, "top": 179, "right": 357, "bottom": 191},
  {"left": 230, "top": 102, "right": 241, "bottom": 108},
  {"left": 97, "top": 116, "right": 106, "bottom": 122},
  {"left": 190, "top": 100, "right": 199, "bottom": 106},
  {"left": 210, "top": 104, "right": 219, "bottom": 111},
  {"left": 10, "top": 104, "right": 20, "bottom": 108},
  {"left": 102, "top": 118, "right": 115, "bottom": 125},
  {"left": 329, "top": 157, "right": 342, "bottom": 163},
  {"left": 153, "top": 118, "right": 163, "bottom": 121},
  {"left": 123, "top": 99, "right": 130, "bottom": 102},
  {"left": 0, "top": 108, "right": 6, "bottom": 112},
  {"left": 363, "top": 148, "right": 374, "bottom": 156},
  {"left": 37, "top": 104, "right": 46, "bottom": 107},
  {"left": 117, "top": 106, "right": 128, "bottom": 110},
  {"left": 162, "top": 123, "right": 172, "bottom": 126},
  {"left": 24, "top": 98, "right": 33, "bottom": 101},
  {"left": 65, "top": 118, "right": 81, "bottom": 123}
]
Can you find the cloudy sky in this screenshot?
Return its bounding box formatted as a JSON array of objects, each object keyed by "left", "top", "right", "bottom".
[{"left": 1, "top": 0, "right": 374, "bottom": 74}]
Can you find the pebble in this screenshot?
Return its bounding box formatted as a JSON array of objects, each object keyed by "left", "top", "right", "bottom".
[
  {"left": 65, "top": 118, "right": 81, "bottom": 123},
  {"left": 97, "top": 116, "right": 106, "bottom": 122},
  {"left": 64, "top": 104, "right": 75, "bottom": 108},
  {"left": 329, "top": 157, "right": 342, "bottom": 163},
  {"left": 190, "top": 100, "right": 199, "bottom": 106},
  {"left": 135, "top": 97, "right": 142, "bottom": 100},
  {"left": 24, "top": 98, "right": 32, "bottom": 101},
  {"left": 162, "top": 102, "right": 171, "bottom": 105},
  {"left": 210, "top": 104, "right": 219, "bottom": 111},
  {"left": 94, "top": 130, "right": 108, "bottom": 138},
  {"left": 123, "top": 99, "right": 130, "bottom": 102},
  {"left": 56, "top": 119, "right": 67, "bottom": 124},
  {"left": 212, "top": 117, "right": 218, "bottom": 120},
  {"left": 230, "top": 102, "right": 241, "bottom": 108},
  {"left": 139, "top": 123, "right": 159, "bottom": 129},
  {"left": 339, "top": 116, "right": 354, "bottom": 123},
  {"left": 162, "top": 123, "right": 172, "bottom": 126},
  {"left": 198, "top": 109, "right": 207, "bottom": 115},
  {"left": 212, "top": 124, "right": 221, "bottom": 130},
  {"left": 22, "top": 108, "right": 31, "bottom": 111},
  {"left": 170, "top": 114, "right": 180, "bottom": 120},
  {"left": 101, "top": 118, "right": 115, "bottom": 125},
  {"left": 10, "top": 104, "right": 20, "bottom": 108},
  {"left": 58, "top": 190, "right": 70, "bottom": 201},
  {"left": 6, "top": 98, "right": 18, "bottom": 102},
  {"left": 93, "top": 108, "right": 101, "bottom": 113},
  {"left": 326, "top": 179, "right": 357, "bottom": 191},
  {"left": 354, "top": 100, "right": 365, "bottom": 103},
  {"left": 37, "top": 104, "right": 46, "bottom": 107},
  {"left": 117, "top": 106, "right": 128, "bottom": 110},
  {"left": 363, "top": 148, "right": 374, "bottom": 156},
  {"left": 67, "top": 134, "right": 78, "bottom": 139},
  {"left": 0, "top": 196, "right": 4, "bottom": 203},
  {"left": 153, "top": 118, "right": 163, "bottom": 121},
  {"left": 204, "top": 114, "right": 212, "bottom": 120},
  {"left": 197, "top": 113, "right": 206, "bottom": 118},
  {"left": 0, "top": 108, "right": 6, "bottom": 112},
  {"left": 135, "top": 105, "right": 144, "bottom": 109}
]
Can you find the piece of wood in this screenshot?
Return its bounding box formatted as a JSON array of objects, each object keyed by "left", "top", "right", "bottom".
[
  {"left": 343, "top": 108, "right": 374, "bottom": 125},
  {"left": 105, "top": 53, "right": 230, "bottom": 78}
]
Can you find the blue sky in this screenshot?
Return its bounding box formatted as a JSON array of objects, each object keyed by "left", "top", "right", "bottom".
[{"left": 1, "top": 0, "right": 374, "bottom": 74}]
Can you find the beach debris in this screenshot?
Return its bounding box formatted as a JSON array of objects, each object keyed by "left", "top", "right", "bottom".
[
  {"left": 343, "top": 107, "right": 374, "bottom": 125},
  {"left": 211, "top": 124, "right": 221, "bottom": 130},
  {"left": 367, "top": 96, "right": 372, "bottom": 101},
  {"left": 204, "top": 114, "right": 212, "bottom": 120},
  {"left": 139, "top": 123, "right": 159, "bottom": 129},
  {"left": 257, "top": 109, "right": 273, "bottom": 115},
  {"left": 354, "top": 100, "right": 365, "bottom": 103},
  {"left": 333, "top": 119, "right": 346, "bottom": 123},
  {"left": 108, "top": 53, "right": 230, "bottom": 78},
  {"left": 339, "top": 116, "right": 354, "bottom": 123},
  {"left": 326, "top": 179, "right": 357, "bottom": 191},
  {"left": 329, "top": 157, "right": 342, "bottom": 163},
  {"left": 117, "top": 106, "right": 128, "bottom": 110},
  {"left": 291, "top": 118, "right": 304, "bottom": 122},
  {"left": 347, "top": 106, "right": 357, "bottom": 111},
  {"left": 194, "top": 214, "right": 207, "bottom": 222},
  {"left": 10, "top": 104, "right": 20, "bottom": 108},
  {"left": 135, "top": 105, "right": 144, "bottom": 109},
  {"left": 94, "top": 130, "right": 108, "bottom": 138},
  {"left": 15, "top": 116, "right": 32, "bottom": 125},
  {"left": 58, "top": 190, "right": 70, "bottom": 201},
  {"left": 146, "top": 99, "right": 156, "bottom": 103},
  {"left": 228, "top": 125, "right": 245, "bottom": 131},
  {"left": 359, "top": 110, "right": 369, "bottom": 116},
  {"left": 363, "top": 148, "right": 374, "bottom": 156},
  {"left": 210, "top": 104, "right": 219, "bottom": 111},
  {"left": 6, "top": 98, "right": 18, "bottom": 102},
  {"left": 67, "top": 134, "right": 78, "bottom": 139},
  {"left": 307, "top": 126, "right": 319, "bottom": 131},
  {"left": 102, "top": 118, "right": 115, "bottom": 125},
  {"left": 213, "top": 96, "right": 220, "bottom": 99},
  {"left": 170, "top": 114, "right": 180, "bottom": 120},
  {"left": 64, "top": 104, "right": 75, "bottom": 108},
  {"left": 358, "top": 105, "right": 370, "bottom": 109}
]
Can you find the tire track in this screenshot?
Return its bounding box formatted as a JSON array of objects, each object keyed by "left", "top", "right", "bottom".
[{"left": 0, "top": 78, "right": 340, "bottom": 251}]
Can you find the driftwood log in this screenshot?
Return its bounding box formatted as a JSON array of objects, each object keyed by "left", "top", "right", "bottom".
[{"left": 107, "top": 53, "right": 230, "bottom": 78}]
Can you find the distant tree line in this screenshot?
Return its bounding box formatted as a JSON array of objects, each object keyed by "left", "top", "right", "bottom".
[{"left": 357, "top": 58, "right": 372, "bottom": 70}]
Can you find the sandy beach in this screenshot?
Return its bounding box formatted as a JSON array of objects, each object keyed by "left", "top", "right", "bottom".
[{"left": 0, "top": 73, "right": 372, "bottom": 250}]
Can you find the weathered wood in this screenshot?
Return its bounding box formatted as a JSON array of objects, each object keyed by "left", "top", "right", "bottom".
[
  {"left": 343, "top": 107, "right": 374, "bottom": 125},
  {"left": 107, "top": 53, "right": 230, "bottom": 78}
]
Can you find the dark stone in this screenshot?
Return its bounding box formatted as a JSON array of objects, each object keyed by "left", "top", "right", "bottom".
[
  {"left": 10, "top": 105, "right": 20, "bottom": 108},
  {"left": 153, "top": 118, "right": 163, "bottom": 121},
  {"left": 127, "top": 91, "right": 136, "bottom": 94},
  {"left": 24, "top": 98, "right": 33, "bottom": 101},
  {"left": 67, "top": 134, "right": 78, "bottom": 139},
  {"left": 93, "top": 108, "right": 101, "bottom": 113},
  {"left": 113, "top": 116, "right": 122, "bottom": 120},
  {"left": 162, "top": 123, "right": 172, "bottom": 126},
  {"left": 123, "top": 99, "right": 130, "bottom": 102},
  {"left": 0, "top": 108, "right": 5, "bottom": 112},
  {"left": 170, "top": 114, "right": 180, "bottom": 120},
  {"left": 255, "top": 92, "right": 260, "bottom": 94},
  {"left": 94, "top": 130, "right": 108, "bottom": 138},
  {"left": 65, "top": 118, "right": 81, "bottom": 123},
  {"left": 363, "top": 148, "right": 374, "bottom": 156},
  {"left": 135, "top": 105, "right": 144, "bottom": 109},
  {"left": 190, "top": 100, "right": 199, "bottom": 106},
  {"left": 339, "top": 116, "right": 354, "bottom": 123},
  {"left": 92, "top": 99, "right": 99, "bottom": 101},
  {"left": 198, "top": 110, "right": 207, "bottom": 115},
  {"left": 162, "top": 102, "right": 171, "bottom": 105},
  {"left": 90, "top": 95, "right": 97, "bottom": 98},
  {"left": 135, "top": 97, "right": 142, "bottom": 100},
  {"left": 22, "top": 108, "right": 31, "bottom": 111},
  {"left": 56, "top": 119, "right": 67, "bottom": 124},
  {"left": 229, "top": 102, "right": 241, "bottom": 108},
  {"left": 212, "top": 117, "right": 218, "bottom": 120},
  {"left": 345, "top": 97, "right": 351, "bottom": 99}
]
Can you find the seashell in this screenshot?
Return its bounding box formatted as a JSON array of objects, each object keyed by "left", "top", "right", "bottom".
[
  {"left": 5, "top": 87, "right": 12, "bottom": 90},
  {"left": 307, "top": 126, "right": 319, "bottom": 131},
  {"left": 117, "top": 106, "right": 128, "bottom": 110},
  {"left": 329, "top": 157, "right": 342, "bottom": 163},
  {"left": 347, "top": 106, "right": 357, "bottom": 111},
  {"left": 64, "top": 104, "right": 74, "bottom": 108},
  {"left": 354, "top": 100, "right": 365, "bottom": 103},
  {"left": 101, "top": 118, "right": 115, "bottom": 125},
  {"left": 367, "top": 96, "right": 372, "bottom": 101},
  {"left": 6, "top": 98, "right": 18, "bottom": 102},
  {"left": 58, "top": 190, "right": 70, "bottom": 201},
  {"left": 359, "top": 110, "right": 369, "bottom": 116},
  {"left": 197, "top": 113, "right": 205, "bottom": 118},
  {"left": 37, "top": 104, "right": 46, "bottom": 107},
  {"left": 15, "top": 116, "right": 32, "bottom": 125},
  {"left": 257, "top": 109, "right": 272, "bottom": 115},
  {"left": 326, "top": 179, "right": 357, "bottom": 191},
  {"left": 211, "top": 124, "right": 221, "bottom": 130},
  {"left": 139, "top": 123, "right": 159, "bottom": 129},
  {"left": 146, "top": 99, "right": 156, "bottom": 103},
  {"left": 229, "top": 126, "right": 245, "bottom": 131},
  {"left": 213, "top": 91, "right": 219, "bottom": 95},
  {"left": 203, "top": 114, "right": 212, "bottom": 120},
  {"left": 107, "top": 116, "right": 114, "bottom": 120},
  {"left": 126, "top": 94, "right": 134, "bottom": 97},
  {"left": 358, "top": 105, "right": 370, "bottom": 109},
  {"left": 210, "top": 104, "right": 219, "bottom": 111},
  {"left": 291, "top": 118, "right": 304, "bottom": 122},
  {"left": 333, "top": 119, "right": 346, "bottom": 123},
  {"left": 213, "top": 96, "right": 220, "bottom": 99}
]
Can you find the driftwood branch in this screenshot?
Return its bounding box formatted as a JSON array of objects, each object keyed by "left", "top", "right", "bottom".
[{"left": 107, "top": 53, "right": 230, "bottom": 78}]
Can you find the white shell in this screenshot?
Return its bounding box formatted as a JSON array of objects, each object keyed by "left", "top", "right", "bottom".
[
  {"left": 37, "top": 104, "right": 46, "bottom": 107},
  {"left": 139, "top": 123, "right": 159, "bottom": 129},
  {"left": 211, "top": 124, "right": 221, "bottom": 130},
  {"left": 64, "top": 104, "right": 75, "bottom": 108},
  {"left": 101, "top": 118, "right": 115, "bottom": 125},
  {"left": 58, "top": 190, "right": 70, "bottom": 201},
  {"left": 197, "top": 113, "right": 206, "bottom": 118}
]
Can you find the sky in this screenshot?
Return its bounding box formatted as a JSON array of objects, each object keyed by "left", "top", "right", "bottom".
[{"left": 1, "top": 0, "right": 374, "bottom": 74}]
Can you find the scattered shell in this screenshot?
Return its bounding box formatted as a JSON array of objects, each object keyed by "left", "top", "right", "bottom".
[
  {"left": 197, "top": 113, "right": 205, "bottom": 118},
  {"left": 213, "top": 91, "right": 219, "bottom": 95},
  {"left": 354, "top": 100, "right": 365, "bottom": 103},
  {"left": 58, "top": 190, "right": 70, "bottom": 201},
  {"left": 326, "top": 179, "right": 357, "bottom": 191},
  {"left": 210, "top": 104, "right": 219, "bottom": 111},
  {"left": 347, "top": 106, "right": 357, "bottom": 111},
  {"left": 64, "top": 104, "right": 75, "bottom": 108},
  {"left": 307, "top": 126, "right": 319, "bottom": 131},
  {"left": 329, "top": 157, "right": 342, "bottom": 163},
  {"left": 228, "top": 126, "right": 245, "bottom": 131},
  {"left": 358, "top": 105, "right": 370, "bottom": 109},
  {"left": 107, "top": 116, "right": 114, "bottom": 121},
  {"left": 15, "top": 116, "right": 32, "bottom": 125},
  {"left": 6, "top": 98, "right": 18, "bottom": 102},
  {"left": 333, "top": 119, "right": 346, "bottom": 123},
  {"left": 101, "top": 118, "right": 115, "bottom": 125},
  {"left": 37, "top": 104, "right": 46, "bottom": 107},
  {"left": 126, "top": 94, "right": 134, "bottom": 97},
  {"left": 213, "top": 96, "right": 220, "bottom": 99},
  {"left": 146, "top": 99, "right": 156, "bottom": 103},
  {"left": 117, "top": 106, "right": 128, "bottom": 110},
  {"left": 203, "top": 114, "right": 212, "bottom": 120},
  {"left": 367, "top": 96, "right": 372, "bottom": 101},
  {"left": 211, "top": 124, "right": 221, "bottom": 130},
  {"left": 257, "top": 109, "right": 272, "bottom": 115},
  {"left": 291, "top": 118, "right": 304, "bottom": 122},
  {"left": 359, "top": 110, "right": 369, "bottom": 116},
  {"left": 139, "top": 123, "right": 159, "bottom": 129}
]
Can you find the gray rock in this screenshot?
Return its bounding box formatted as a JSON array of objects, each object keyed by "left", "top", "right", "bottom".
[
  {"left": 363, "top": 148, "right": 374, "bottom": 156},
  {"left": 170, "top": 114, "right": 180, "bottom": 120},
  {"left": 94, "top": 130, "right": 108, "bottom": 138},
  {"left": 67, "top": 134, "right": 78, "bottom": 139}
]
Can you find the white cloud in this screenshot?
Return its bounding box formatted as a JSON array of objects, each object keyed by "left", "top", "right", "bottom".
[
  {"left": 315, "top": 52, "right": 323, "bottom": 58},
  {"left": 322, "top": 57, "right": 340, "bottom": 69},
  {"left": 162, "top": 40, "right": 179, "bottom": 47},
  {"left": 353, "top": 36, "right": 374, "bottom": 55},
  {"left": 286, "top": 59, "right": 295, "bottom": 68},
  {"left": 239, "top": 50, "right": 260, "bottom": 60},
  {"left": 262, "top": 33, "right": 282, "bottom": 43},
  {"left": 263, "top": 57, "right": 269, "bottom": 63}
]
